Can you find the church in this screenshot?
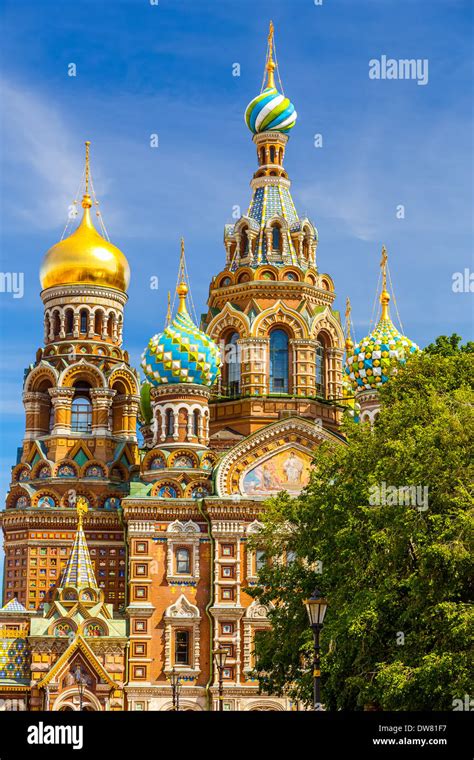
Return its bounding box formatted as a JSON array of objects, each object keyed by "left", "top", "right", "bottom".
[{"left": 0, "top": 25, "right": 417, "bottom": 711}]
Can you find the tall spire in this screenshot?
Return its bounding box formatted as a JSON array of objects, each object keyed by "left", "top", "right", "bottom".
[
  {"left": 177, "top": 238, "right": 189, "bottom": 314},
  {"left": 265, "top": 20, "right": 276, "bottom": 89},
  {"left": 82, "top": 140, "right": 92, "bottom": 210},
  {"left": 165, "top": 290, "right": 172, "bottom": 326},
  {"left": 61, "top": 497, "right": 98, "bottom": 590},
  {"left": 345, "top": 296, "right": 354, "bottom": 351},
  {"left": 380, "top": 244, "right": 390, "bottom": 321}
]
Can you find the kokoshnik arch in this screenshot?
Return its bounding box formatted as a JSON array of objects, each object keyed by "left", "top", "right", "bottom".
[{"left": 0, "top": 23, "right": 418, "bottom": 712}]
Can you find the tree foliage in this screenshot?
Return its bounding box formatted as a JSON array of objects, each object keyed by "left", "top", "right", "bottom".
[
  {"left": 424, "top": 333, "right": 474, "bottom": 356},
  {"left": 248, "top": 349, "right": 473, "bottom": 710}
]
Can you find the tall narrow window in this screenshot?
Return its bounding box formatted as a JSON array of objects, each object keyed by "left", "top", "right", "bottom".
[
  {"left": 240, "top": 227, "right": 249, "bottom": 257},
  {"left": 192, "top": 409, "right": 200, "bottom": 437},
  {"left": 269, "top": 145, "right": 275, "bottom": 163},
  {"left": 166, "top": 409, "right": 174, "bottom": 437},
  {"left": 256, "top": 550, "right": 266, "bottom": 571},
  {"left": 315, "top": 344, "right": 325, "bottom": 397},
  {"left": 176, "top": 548, "right": 191, "bottom": 575},
  {"left": 65, "top": 309, "right": 74, "bottom": 334},
  {"left": 94, "top": 311, "right": 103, "bottom": 335},
  {"left": 80, "top": 310, "right": 88, "bottom": 334},
  {"left": 227, "top": 332, "right": 240, "bottom": 397},
  {"left": 71, "top": 383, "right": 92, "bottom": 433},
  {"left": 271, "top": 224, "right": 282, "bottom": 253},
  {"left": 175, "top": 630, "right": 189, "bottom": 665},
  {"left": 269, "top": 329, "right": 289, "bottom": 393}
]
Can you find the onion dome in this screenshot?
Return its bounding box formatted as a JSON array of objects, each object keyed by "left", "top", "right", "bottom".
[
  {"left": 245, "top": 21, "right": 297, "bottom": 135},
  {"left": 245, "top": 87, "right": 297, "bottom": 134},
  {"left": 141, "top": 281, "right": 221, "bottom": 387},
  {"left": 344, "top": 248, "right": 419, "bottom": 392},
  {"left": 40, "top": 142, "right": 130, "bottom": 292}
]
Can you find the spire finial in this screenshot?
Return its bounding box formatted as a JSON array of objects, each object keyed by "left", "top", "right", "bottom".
[
  {"left": 176, "top": 238, "right": 189, "bottom": 313},
  {"left": 380, "top": 244, "right": 390, "bottom": 320},
  {"left": 76, "top": 496, "right": 89, "bottom": 528},
  {"left": 345, "top": 296, "right": 354, "bottom": 350},
  {"left": 82, "top": 140, "right": 92, "bottom": 209},
  {"left": 165, "top": 290, "right": 172, "bottom": 326},
  {"left": 265, "top": 20, "right": 276, "bottom": 89}
]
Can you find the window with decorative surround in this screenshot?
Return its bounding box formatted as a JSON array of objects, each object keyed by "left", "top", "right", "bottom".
[
  {"left": 166, "top": 520, "right": 201, "bottom": 584},
  {"left": 163, "top": 594, "right": 201, "bottom": 675},
  {"left": 242, "top": 600, "right": 273, "bottom": 674}
]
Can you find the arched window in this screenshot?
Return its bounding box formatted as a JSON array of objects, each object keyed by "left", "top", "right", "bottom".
[
  {"left": 80, "top": 310, "right": 88, "bottom": 334},
  {"left": 107, "top": 313, "right": 115, "bottom": 338},
  {"left": 71, "top": 382, "right": 92, "bottom": 433},
  {"left": 166, "top": 409, "right": 175, "bottom": 438},
  {"left": 53, "top": 311, "right": 61, "bottom": 336},
  {"left": 271, "top": 223, "right": 282, "bottom": 253},
  {"left": 226, "top": 332, "right": 241, "bottom": 397},
  {"left": 269, "top": 329, "right": 289, "bottom": 393},
  {"left": 240, "top": 226, "right": 250, "bottom": 257},
  {"left": 94, "top": 311, "right": 103, "bottom": 335},
  {"left": 65, "top": 309, "right": 74, "bottom": 334},
  {"left": 176, "top": 548, "right": 191, "bottom": 575},
  {"left": 192, "top": 409, "right": 200, "bottom": 437},
  {"left": 315, "top": 343, "right": 325, "bottom": 397},
  {"left": 269, "top": 145, "right": 275, "bottom": 163}
]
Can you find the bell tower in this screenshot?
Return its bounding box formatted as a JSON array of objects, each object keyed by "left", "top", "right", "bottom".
[
  {"left": 1, "top": 142, "right": 140, "bottom": 612},
  {"left": 202, "top": 23, "right": 345, "bottom": 440}
]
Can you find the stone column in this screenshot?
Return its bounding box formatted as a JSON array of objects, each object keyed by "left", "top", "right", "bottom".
[
  {"left": 22, "top": 391, "right": 50, "bottom": 440},
  {"left": 48, "top": 388, "right": 75, "bottom": 435},
  {"left": 73, "top": 313, "right": 80, "bottom": 339},
  {"left": 290, "top": 339, "right": 316, "bottom": 397},
  {"left": 239, "top": 338, "right": 268, "bottom": 396},
  {"left": 59, "top": 311, "right": 66, "bottom": 339},
  {"left": 90, "top": 388, "right": 116, "bottom": 436},
  {"left": 126, "top": 395, "right": 140, "bottom": 441},
  {"left": 326, "top": 347, "right": 344, "bottom": 401}
]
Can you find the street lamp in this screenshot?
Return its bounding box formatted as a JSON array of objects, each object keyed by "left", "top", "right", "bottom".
[
  {"left": 169, "top": 667, "right": 182, "bottom": 711},
  {"left": 73, "top": 664, "right": 87, "bottom": 711},
  {"left": 303, "top": 588, "right": 328, "bottom": 711},
  {"left": 213, "top": 648, "right": 228, "bottom": 712}
]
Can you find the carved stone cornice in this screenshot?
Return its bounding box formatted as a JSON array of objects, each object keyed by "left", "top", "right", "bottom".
[
  {"left": 250, "top": 176, "right": 291, "bottom": 191},
  {"left": 150, "top": 384, "right": 211, "bottom": 401},
  {"left": 41, "top": 284, "right": 128, "bottom": 307}
]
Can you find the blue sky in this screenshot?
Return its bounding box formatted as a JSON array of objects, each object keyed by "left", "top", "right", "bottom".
[{"left": 0, "top": 0, "right": 472, "bottom": 531}]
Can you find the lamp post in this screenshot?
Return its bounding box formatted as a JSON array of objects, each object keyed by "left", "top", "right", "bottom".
[
  {"left": 303, "top": 588, "right": 328, "bottom": 711},
  {"left": 169, "top": 667, "right": 182, "bottom": 711},
  {"left": 73, "top": 664, "right": 87, "bottom": 711},
  {"left": 213, "top": 648, "right": 228, "bottom": 712}
]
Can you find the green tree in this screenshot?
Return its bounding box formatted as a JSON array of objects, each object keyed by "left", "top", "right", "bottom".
[
  {"left": 424, "top": 333, "right": 474, "bottom": 355},
  {"left": 248, "top": 350, "right": 473, "bottom": 710}
]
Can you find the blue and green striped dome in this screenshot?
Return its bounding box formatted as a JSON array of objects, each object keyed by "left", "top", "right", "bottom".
[
  {"left": 141, "top": 288, "right": 221, "bottom": 387},
  {"left": 245, "top": 86, "right": 297, "bottom": 135},
  {"left": 345, "top": 316, "right": 419, "bottom": 393}
]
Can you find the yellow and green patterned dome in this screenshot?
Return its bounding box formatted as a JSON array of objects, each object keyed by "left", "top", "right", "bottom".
[
  {"left": 345, "top": 287, "right": 419, "bottom": 392},
  {"left": 141, "top": 282, "right": 221, "bottom": 387}
]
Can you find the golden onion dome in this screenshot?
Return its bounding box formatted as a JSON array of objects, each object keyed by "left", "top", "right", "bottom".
[{"left": 40, "top": 193, "right": 130, "bottom": 292}]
